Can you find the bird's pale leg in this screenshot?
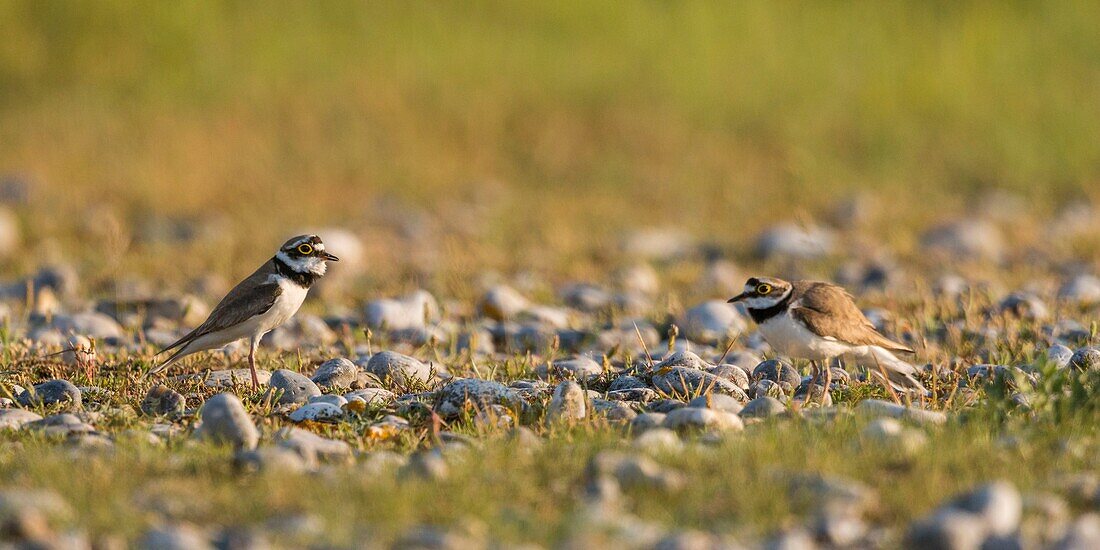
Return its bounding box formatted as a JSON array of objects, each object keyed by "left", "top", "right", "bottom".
[
  {"left": 248, "top": 337, "right": 260, "bottom": 389},
  {"left": 809, "top": 361, "right": 820, "bottom": 405},
  {"left": 822, "top": 361, "right": 833, "bottom": 406}
]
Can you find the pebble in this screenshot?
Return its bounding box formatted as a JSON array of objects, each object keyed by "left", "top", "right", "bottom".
[
  {"left": 755, "top": 223, "right": 836, "bottom": 260},
  {"left": 1058, "top": 274, "right": 1100, "bottom": 304},
  {"left": 400, "top": 450, "right": 450, "bottom": 481},
  {"left": 1056, "top": 514, "right": 1100, "bottom": 550},
  {"left": 996, "top": 292, "right": 1050, "bottom": 320},
  {"left": 946, "top": 481, "right": 1022, "bottom": 537},
  {"left": 275, "top": 427, "right": 352, "bottom": 464},
  {"left": 364, "top": 290, "right": 440, "bottom": 331},
  {"left": 267, "top": 369, "right": 322, "bottom": 405},
  {"left": 615, "top": 263, "right": 660, "bottom": 296},
  {"left": 363, "top": 351, "right": 434, "bottom": 385},
  {"left": 180, "top": 369, "right": 273, "bottom": 389},
  {"left": 24, "top": 413, "right": 95, "bottom": 436},
  {"left": 687, "top": 393, "right": 744, "bottom": 414},
  {"left": 0, "top": 409, "right": 43, "bottom": 430},
  {"left": 651, "top": 366, "right": 749, "bottom": 402},
  {"left": 631, "top": 412, "right": 667, "bottom": 433},
  {"left": 307, "top": 394, "right": 347, "bottom": 408},
  {"left": 477, "top": 285, "right": 530, "bottom": 321},
  {"left": 141, "top": 385, "right": 186, "bottom": 417},
  {"left": 710, "top": 364, "right": 750, "bottom": 390},
  {"left": 632, "top": 428, "right": 682, "bottom": 453},
  {"left": 856, "top": 399, "right": 947, "bottom": 425},
  {"left": 435, "top": 378, "right": 525, "bottom": 418},
  {"left": 653, "top": 350, "right": 711, "bottom": 371},
  {"left": 906, "top": 509, "right": 989, "bottom": 550},
  {"left": 310, "top": 357, "right": 358, "bottom": 391},
  {"left": 139, "top": 523, "right": 213, "bottom": 550},
  {"left": 921, "top": 220, "right": 1005, "bottom": 262},
  {"left": 16, "top": 379, "right": 82, "bottom": 409},
  {"left": 753, "top": 359, "right": 802, "bottom": 386},
  {"left": 678, "top": 300, "right": 747, "bottom": 345},
  {"left": 662, "top": 407, "right": 743, "bottom": 432},
  {"left": 740, "top": 397, "right": 787, "bottom": 419},
  {"left": 559, "top": 283, "right": 613, "bottom": 312},
  {"left": 1045, "top": 344, "right": 1075, "bottom": 369},
  {"left": 287, "top": 402, "right": 343, "bottom": 422},
  {"left": 46, "top": 311, "right": 126, "bottom": 342},
  {"left": 609, "top": 375, "right": 648, "bottom": 391},
  {"left": 861, "top": 417, "right": 927, "bottom": 454},
  {"left": 235, "top": 446, "right": 310, "bottom": 474},
  {"left": 588, "top": 451, "right": 686, "bottom": 492},
  {"left": 537, "top": 356, "right": 603, "bottom": 383},
  {"left": 621, "top": 227, "right": 694, "bottom": 262},
  {"left": 1068, "top": 347, "right": 1100, "bottom": 372},
  {"left": 195, "top": 393, "right": 259, "bottom": 450},
  {"left": 546, "top": 381, "right": 586, "bottom": 424}
]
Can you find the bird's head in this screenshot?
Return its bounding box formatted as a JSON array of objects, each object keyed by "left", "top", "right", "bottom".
[
  {"left": 277, "top": 234, "right": 339, "bottom": 276},
  {"left": 728, "top": 276, "right": 792, "bottom": 309}
]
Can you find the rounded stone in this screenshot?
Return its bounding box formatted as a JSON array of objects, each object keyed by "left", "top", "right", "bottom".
[
  {"left": 363, "top": 351, "right": 433, "bottom": 385},
  {"left": 678, "top": 300, "right": 747, "bottom": 345},
  {"left": 740, "top": 397, "right": 787, "bottom": 419},
  {"left": 267, "top": 369, "right": 322, "bottom": 405},
  {"left": 687, "top": 394, "right": 744, "bottom": 414},
  {"left": 662, "top": 407, "right": 743, "bottom": 432},
  {"left": 310, "top": 358, "right": 358, "bottom": 391},
  {"left": 538, "top": 356, "right": 603, "bottom": 383},
  {"left": 196, "top": 393, "right": 258, "bottom": 450},
  {"left": 141, "top": 385, "right": 186, "bottom": 417},
  {"left": 752, "top": 359, "right": 802, "bottom": 386},
  {"left": 546, "top": 381, "right": 587, "bottom": 424},
  {"left": 288, "top": 402, "right": 343, "bottom": 423},
  {"left": 16, "top": 380, "right": 82, "bottom": 409},
  {"left": 1069, "top": 347, "right": 1100, "bottom": 372}
]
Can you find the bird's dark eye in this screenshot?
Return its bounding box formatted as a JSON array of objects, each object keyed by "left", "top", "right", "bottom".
[
  {"left": 297, "top": 243, "right": 314, "bottom": 255},
  {"left": 756, "top": 283, "right": 772, "bottom": 295}
]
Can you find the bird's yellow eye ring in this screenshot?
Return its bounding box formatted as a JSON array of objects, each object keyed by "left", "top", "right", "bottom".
[
  {"left": 756, "top": 283, "right": 772, "bottom": 295},
  {"left": 297, "top": 243, "right": 314, "bottom": 255}
]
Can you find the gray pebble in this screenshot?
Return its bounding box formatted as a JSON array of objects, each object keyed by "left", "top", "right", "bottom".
[
  {"left": 267, "top": 369, "right": 321, "bottom": 405},
  {"left": 546, "top": 381, "right": 586, "bottom": 424},
  {"left": 195, "top": 393, "right": 258, "bottom": 450},
  {"left": 740, "top": 397, "right": 787, "bottom": 419},
  {"left": 687, "top": 393, "right": 744, "bottom": 414},
  {"left": 756, "top": 223, "right": 836, "bottom": 260},
  {"left": 1069, "top": 347, "right": 1100, "bottom": 372},
  {"left": 753, "top": 359, "right": 802, "bottom": 386},
  {"left": 538, "top": 356, "right": 603, "bottom": 383},
  {"left": 275, "top": 426, "right": 352, "bottom": 465},
  {"left": 0, "top": 409, "right": 42, "bottom": 430},
  {"left": 651, "top": 366, "right": 748, "bottom": 402},
  {"left": 662, "top": 407, "right": 743, "bottom": 432},
  {"left": 434, "top": 378, "right": 524, "bottom": 418},
  {"left": 678, "top": 300, "right": 747, "bottom": 345},
  {"left": 856, "top": 399, "right": 947, "bottom": 425},
  {"left": 287, "top": 402, "right": 343, "bottom": 423},
  {"left": 17, "top": 379, "right": 82, "bottom": 409},
  {"left": 310, "top": 358, "right": 358, "bottom": 391},
  {"left": 363, "top": 351, "right": 433, "bottom": 385}
]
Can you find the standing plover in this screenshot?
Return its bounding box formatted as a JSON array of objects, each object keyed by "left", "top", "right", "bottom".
[
  {"left": 728, "top": 277, "right": 926, "bottom": 399},
  {"left": 147, "top": 235, "right": 339, "bottom": 387}
]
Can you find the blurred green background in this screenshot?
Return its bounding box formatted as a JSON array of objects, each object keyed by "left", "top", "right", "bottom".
[{"left": 1, "top": 1, "right": 1098, "bottom": 290}]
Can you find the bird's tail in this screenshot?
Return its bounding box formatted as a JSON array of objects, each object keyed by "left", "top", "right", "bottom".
[
  {"left": 863, "top": 347, "right": 928, "bottom": 395},
  {"left": 142, "top": 344, "right": 191, "bottom": 380}
]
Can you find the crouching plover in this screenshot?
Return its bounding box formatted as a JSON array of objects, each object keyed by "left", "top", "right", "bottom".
[
  {"left": 729, "top": 277, "right": 927, "bottom": 400},
  {"left": 146, "top": 235, "right": 339, "bottom": 387}
]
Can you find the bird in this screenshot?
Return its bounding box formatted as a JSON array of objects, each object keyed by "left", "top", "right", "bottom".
[
  {"left": 146, "top": 234, "right": 339, "bottom": 388},
  {"left": 728, "top": 276, "right": 926, "bottom": 400}
]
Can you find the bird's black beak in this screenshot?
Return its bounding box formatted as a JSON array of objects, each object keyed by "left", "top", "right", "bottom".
[
  {"left": 727, "top": 293, "right": 747, "bottom": 303},
  {"left": 322, "top": 252, "right": 340, "bottom": 262}
]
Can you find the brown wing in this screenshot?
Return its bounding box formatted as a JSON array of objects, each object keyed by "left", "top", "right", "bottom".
[
  {"left": 790, "top": 281, "right": 913, "bottom": 353},
  {"left": 157, "top": 260, "right": 282, "bottom": 354}
]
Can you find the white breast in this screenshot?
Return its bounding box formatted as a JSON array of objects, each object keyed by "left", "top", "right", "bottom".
[
  {"left": 257, "top": 277, "right": 309, "bottom": 333},
  {"left": 758, "top": 313, "right": 853, "bottom": 362}
]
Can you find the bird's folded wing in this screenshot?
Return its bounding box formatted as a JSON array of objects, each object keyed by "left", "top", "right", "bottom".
[
  {"left": 791, "top": 282, "right": 913, "bottom": 353},
  {"left": 157, "top": 279, "right": 283, "bottom": 354}
]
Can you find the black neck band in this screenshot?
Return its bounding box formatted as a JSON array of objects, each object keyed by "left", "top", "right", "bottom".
[
  {"left": 748, "top": 291, "right": 793, "bottom": 324},
  {"left": 273, "top": 256, "right": 318, "bottom": 288}
]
